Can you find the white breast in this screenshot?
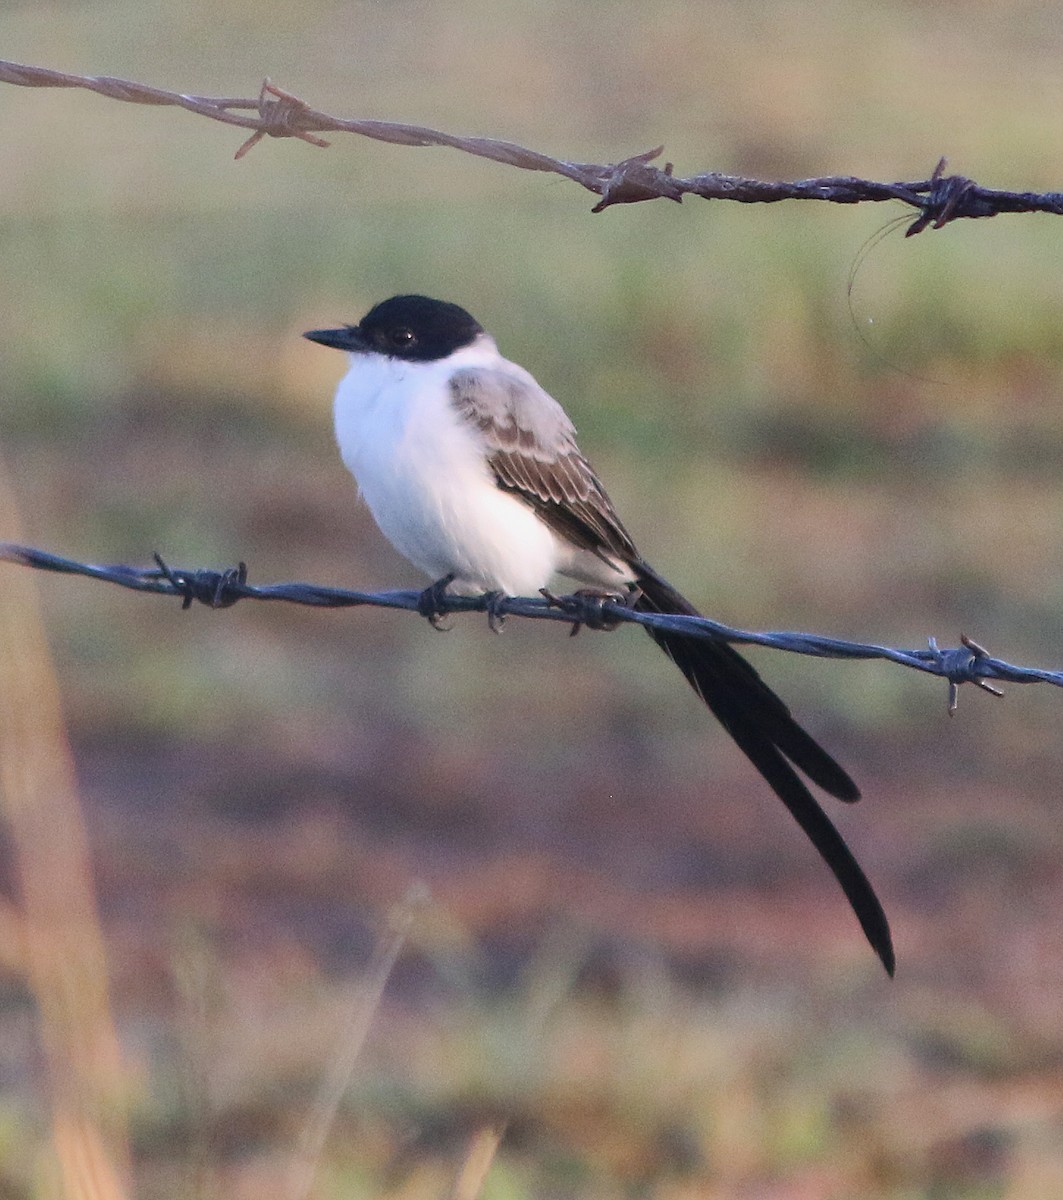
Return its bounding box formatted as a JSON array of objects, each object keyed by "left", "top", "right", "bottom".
[{"left": 333, "top": 343, "right": 562, "bottom": 596}]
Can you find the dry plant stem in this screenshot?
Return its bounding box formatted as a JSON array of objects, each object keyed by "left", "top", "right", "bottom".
[
  {"left": 445, "top": 923, "right": 595, "bottom": 1198},
  {"left": 1, "top": 59, "right": 1062, "bottom": 223},
  {"left": 285, "top": 884, "right": 426, "bottom": 1200},
  {"left": 449, "top": 1123, "right": 508, "bottom": 1200},
  {"left": 0, "top": 463, "right": 131, "bottom": 1199}
]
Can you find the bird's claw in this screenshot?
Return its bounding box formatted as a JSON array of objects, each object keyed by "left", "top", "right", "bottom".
[
  {"left": 482, "top": 590, "right": 508, "bottom": 634},
  {"left": 417, "top": 574, "right": 455, "bottom": 631},
  {"left": 540, "top": 585, "right": 636, "bottom": 637}
]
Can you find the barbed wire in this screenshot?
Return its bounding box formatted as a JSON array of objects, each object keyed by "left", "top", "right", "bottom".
[
  {"left": 4, "top": 541, "right": 1059, "bottom": 713},
  {"left": 1, "top": 59, "right": 1060, "bottom": 228}
]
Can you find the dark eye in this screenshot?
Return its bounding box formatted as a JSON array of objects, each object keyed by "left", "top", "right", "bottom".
[{"left": 389, "top": 327, "right": 416, "bottom": 348}]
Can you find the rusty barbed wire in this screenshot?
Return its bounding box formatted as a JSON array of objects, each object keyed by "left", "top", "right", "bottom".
[
  {"left": 2, "top": 59, "right": 1062, "bottom": 227},
  {"left": 0, "top": 542, "right": 1052, "bottom": 714}
]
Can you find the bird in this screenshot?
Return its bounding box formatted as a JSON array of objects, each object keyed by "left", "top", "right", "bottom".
[{"left": 304, "top": 294, "right": 894, "bottom": 974}]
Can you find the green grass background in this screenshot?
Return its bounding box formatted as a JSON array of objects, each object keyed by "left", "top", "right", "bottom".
[{"left": 3, "top": 0, "right": 1063, "bottom": 1196}]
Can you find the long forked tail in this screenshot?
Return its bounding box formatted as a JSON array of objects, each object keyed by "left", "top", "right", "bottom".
[{"left": 633, "top": 563, "right": 894, "bottom": 975}]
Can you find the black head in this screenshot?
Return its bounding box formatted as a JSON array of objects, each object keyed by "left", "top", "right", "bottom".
[{"left": 304, "top": 294, "right": 484, "bottom": 361}]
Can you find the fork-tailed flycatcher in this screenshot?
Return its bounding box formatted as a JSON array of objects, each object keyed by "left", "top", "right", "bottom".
[{"left": 304, "top": 294, "right": 893, "bottom": 974}]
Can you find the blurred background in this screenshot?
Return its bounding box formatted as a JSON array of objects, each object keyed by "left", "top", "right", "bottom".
[{"left": 2, "top": 0, "right": 1063, "bottom": 1196}]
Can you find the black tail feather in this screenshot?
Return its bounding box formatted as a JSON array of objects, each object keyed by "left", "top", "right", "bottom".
[{"left": 634, "top": 564, "right": 894, "bottom": 975}]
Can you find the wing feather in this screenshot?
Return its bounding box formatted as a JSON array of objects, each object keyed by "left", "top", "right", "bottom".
[{"left": 449, "top": 367, "right": 639, "bottom": 561}]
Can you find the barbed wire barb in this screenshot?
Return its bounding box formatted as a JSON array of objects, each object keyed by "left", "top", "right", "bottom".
[
  {"left": 3, "top": 58, "right": 1063, "bottom": 227},
  {"left": 4, "top": 542, "right": 1063, "bottom": 713}
]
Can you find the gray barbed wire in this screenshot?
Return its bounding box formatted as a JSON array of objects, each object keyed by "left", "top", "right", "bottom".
[
  {"left": 3, "top": 541, "right": 1059, "bottom": 713},
  {"left": 1, "top": 59, "right": 1061, "bottom": 227}
]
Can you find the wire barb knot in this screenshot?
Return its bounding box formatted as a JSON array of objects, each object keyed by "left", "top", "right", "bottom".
[
  {"left": 153, "top": 554, "right": 249, "bottom": 610},
  {"left": 906, "top": 157, "right": 999, "bottom": 235},
  {"left": 233, "top": 79, "right": 331, "bottom": 159},
  {"left": 591, "top": 147, "right": 683, "bottom": 212},
  {"left": 929, "top": 633, "right": 1006, "bottom": 714}
]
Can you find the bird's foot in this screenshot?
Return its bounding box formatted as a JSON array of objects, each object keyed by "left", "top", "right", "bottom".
[
  {"left": 481, "top": 590, "right": 509, "bottom": 634},
  {"left": 417, "top": 574, "right": 456, "bottom": 631},
  {"left": 540, "top": 584, "right": 637, "bottom": 637}
]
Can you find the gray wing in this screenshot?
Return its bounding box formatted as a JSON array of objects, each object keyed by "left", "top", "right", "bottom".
[{"left": 449, "top": 365, "right": 640, "bottom": 563}]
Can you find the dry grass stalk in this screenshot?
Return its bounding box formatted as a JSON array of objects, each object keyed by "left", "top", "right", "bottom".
[{"left": 0, "top": 451, "right": 131, "bottom": 1200}]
